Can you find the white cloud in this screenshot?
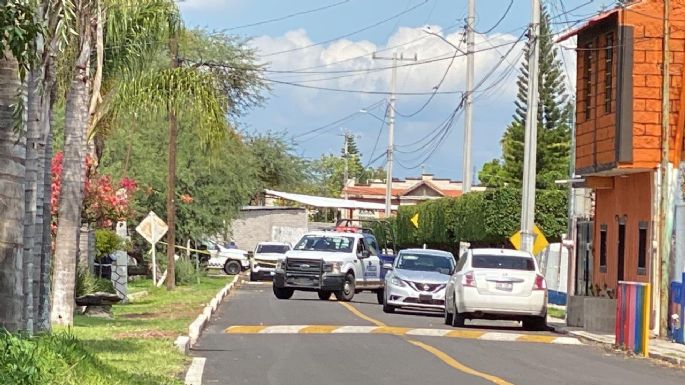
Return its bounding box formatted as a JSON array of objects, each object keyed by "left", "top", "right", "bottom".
[{"left": 244, "top": 26, "right": 577, "bottom": 179}]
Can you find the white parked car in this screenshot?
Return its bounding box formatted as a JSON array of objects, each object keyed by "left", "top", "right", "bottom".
[
  {"left": 273, "top": 231, "right": 384, "bottom": 302},
  {"left": 250, "top": 242, "right": 291, "bottom": 281},
  {"left": 383, "top": 249, "right": 455, "bottom": 313},
  {"left": 203, "top": 240, "right": 250, "bottom": 275},
  {"left": 444, "top": 248, "right": 548, "bottom": 330}
]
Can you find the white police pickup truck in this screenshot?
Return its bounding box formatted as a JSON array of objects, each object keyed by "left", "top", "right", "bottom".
[{"left": 273, "top": 231, "right": 384, "bottom": 302}]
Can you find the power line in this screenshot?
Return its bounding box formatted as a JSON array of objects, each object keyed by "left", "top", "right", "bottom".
[
  {"left": 294, "top": 99, "right": 385, "bottom": 140},
  {"left": 265, "top": 78, "right": 464, "bottom": 96},
  {"left": 473, "top": 0, "right": 514, "bottom": 35},
  {"left": 365, "top": 104, "right": 388, "bottom": 167},
  {"left": 224, "top": 0, "right": 351, "bottom": 31},
  {"left": 392, "top": 28, "right": 466, "bottom": 118},
  {"left": 259, "top": 0, "right": 430, "bottom": 58}
]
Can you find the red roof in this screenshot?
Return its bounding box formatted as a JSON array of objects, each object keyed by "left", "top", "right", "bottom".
[
  {"left": 343, "top": 181, "right": 462, "bottom": 198},
  {"left": 556, "top": 8, "right": 620, "bottom": 43}
]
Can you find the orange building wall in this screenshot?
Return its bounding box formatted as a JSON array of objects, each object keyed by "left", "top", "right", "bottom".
[
  {"left": 622, "top": 0, "right": 685, "bottom": 168},
  {"left": 575, "top": 18, "right": 618, "bottom": 172},
  {"left": 593, "top": 172, "right": 653, "bottom": 291}
]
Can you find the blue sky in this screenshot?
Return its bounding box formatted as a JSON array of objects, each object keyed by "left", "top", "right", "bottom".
[{"left": 180, "top": 0, "right": 614, "bottom": 181}]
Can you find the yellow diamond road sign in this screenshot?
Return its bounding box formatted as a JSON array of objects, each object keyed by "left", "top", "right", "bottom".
[
  {"left": 509, "top": 225, "right": 549, "bottom": 255},
  {"left": 410, "top": 213, "right": 420, "bottom": 229}
]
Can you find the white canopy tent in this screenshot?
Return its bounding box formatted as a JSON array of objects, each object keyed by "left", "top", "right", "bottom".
[{"left": 264, "top": 189, "right": 397, "bottom": 211}]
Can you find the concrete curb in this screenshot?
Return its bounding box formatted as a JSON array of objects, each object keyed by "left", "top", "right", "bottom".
[
  {"left": 175, "top": 272, "right": 247, "bottom": 355},
  {"left": 551, "top": 326, "right": 685, "bottom": 368}
]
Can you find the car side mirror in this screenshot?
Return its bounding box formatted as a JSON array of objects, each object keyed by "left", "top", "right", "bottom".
[
  {"left": 359, "top": 250, "right": 371, "bottom": 259},
  {"left": 383, "top": 263, "right": 393, "bottom": 270}
]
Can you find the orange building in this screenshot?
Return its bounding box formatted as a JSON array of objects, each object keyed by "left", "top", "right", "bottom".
[{"left": 560, "top": 0, "right": 685, "bottom": 295}]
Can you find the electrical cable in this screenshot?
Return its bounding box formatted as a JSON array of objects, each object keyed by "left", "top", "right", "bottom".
[
  {"left": 364, "top": 103, "right": 389, "bottom": 168},
  {"left": 224, "top": 0, "right": 351, "bottom": 31},
  {"left": 473, "top": 0, "right": 514, "bottom": 35},
  {"left": 259, "top": 0, "right": 429, "bottom": 58}
]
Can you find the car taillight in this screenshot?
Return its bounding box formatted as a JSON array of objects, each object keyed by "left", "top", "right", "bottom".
[
  {"left": 533, "top": 274, "right": 547, "bottom": 290},
  {"left": 462, "top": 272, "right": 475, "bottom": 287}
]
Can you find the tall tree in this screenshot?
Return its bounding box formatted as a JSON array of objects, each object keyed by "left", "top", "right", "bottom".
[
  {"left": 0, "top": 0, "right": 43, "bottom": 332},
  {"left": 113, "top": 28, "right": 264, "bottom": 289},
  {"left": 478, "top": 8, "right": 572, "bottom": 189},
  {"left": 51, "top": 0, "right": 94, "bottom": 326}
]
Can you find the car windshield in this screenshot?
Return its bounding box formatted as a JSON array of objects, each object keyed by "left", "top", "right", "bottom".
[
  {"left": 257, "top": 244, "right": 290, "bottom": 254},
  {"left": 294, "top": 235, "right": 354, "bottom": 253},
  {"left": 472, "top": 254, "right": 536, "bottom": 271},
  {"left": 396, "top": 253, "right": 454, "bottom": 275}
]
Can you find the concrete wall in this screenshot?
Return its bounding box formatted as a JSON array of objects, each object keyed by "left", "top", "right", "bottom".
[
  {"left": 566, "top": 295, "right": 617, "bottom": 333},
  {"left": 231, "top": 207, "right": 308, "bottom": 252},
  {"left": 78, "top": 226, "right": 94, "bottom": 273}
]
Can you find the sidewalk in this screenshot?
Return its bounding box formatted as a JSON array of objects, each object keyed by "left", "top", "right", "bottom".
[{"left": 548, "top": 316, "right": 685, "bottom": 367}]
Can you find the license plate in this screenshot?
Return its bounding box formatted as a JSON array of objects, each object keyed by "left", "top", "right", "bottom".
[
  {"left": 495, "top": 282, "right": 513, "bottom": 291},
  {"left": 294, "top": 278, "right": 312, "bottom": 286},
  {"left": 419, "top": 294, "right": 433, "bottom": 303}
]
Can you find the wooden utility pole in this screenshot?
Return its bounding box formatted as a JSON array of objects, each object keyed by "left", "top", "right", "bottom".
[
  {"left": 658, "top": 0, "right": 671, "bottom": 336},
  {"left": 166, "top": 29, "right": 179, "bottom": 290}
]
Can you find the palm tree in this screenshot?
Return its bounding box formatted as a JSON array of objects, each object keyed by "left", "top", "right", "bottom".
[
  {"left": 50, "top": 0, "right": 184, "bottom": 323},
  {"left": 0, "top": 0, "right": 44, "bottom": 332},
  {"left": 0, "top": 52, "right": 26, "bottom": 332}
]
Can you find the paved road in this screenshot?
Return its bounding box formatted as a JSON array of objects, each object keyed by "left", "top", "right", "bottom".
[{"left": 193, "top": 282, "right": 685, "bottom": 385}]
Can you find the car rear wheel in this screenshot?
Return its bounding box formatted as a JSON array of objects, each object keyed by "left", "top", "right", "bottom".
[
  {"left": 334, "top": 273, "right": 355, "bottom": 301},
  {"left": 523, "top": 316, "right": 547, "bottom": 331},
  {"left": 444, "top": 304, "right": 453, "bottom": 325},
  {"left": 224, "top": 260, "right": 241, "bottom": 275},
  {"left": 451, "top": 299, "right": 465, "bottom": 327},
  {"left": 318, "top": 291, "right": 332, "bottom": 300},
  {"left": 273, "top": 286, "right": 294, "bottom": 300}
]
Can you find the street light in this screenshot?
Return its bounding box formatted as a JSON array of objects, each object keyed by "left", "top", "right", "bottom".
[{"left": 359, "top": 109, "right": 386, "bottom": 123}]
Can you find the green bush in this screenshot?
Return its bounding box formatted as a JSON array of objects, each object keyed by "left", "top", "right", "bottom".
[
  {"left": 75, "top": 268, "right": 115, "bottom": 297},
  {"left": 174, "top": 257, "right": 203, "bottom": 286},
  {"left": 94, "top": 229, "right": 124, "bottom": 262},
  {"left": 395, "top": 187, "right": 568, "bottom": 248}
]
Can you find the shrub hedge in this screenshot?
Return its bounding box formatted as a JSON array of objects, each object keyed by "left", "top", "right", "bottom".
[{"left": 394, "top": 187, "right": 568, "bottom": 249}]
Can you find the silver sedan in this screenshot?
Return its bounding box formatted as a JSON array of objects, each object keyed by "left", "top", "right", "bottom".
[{"left": 383, "top": 249, "right": 456, "bottom": 313}]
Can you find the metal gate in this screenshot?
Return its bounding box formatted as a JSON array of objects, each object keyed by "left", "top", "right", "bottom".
[{"left": 575, "top": 220, "right": 593, "bottom": 296}]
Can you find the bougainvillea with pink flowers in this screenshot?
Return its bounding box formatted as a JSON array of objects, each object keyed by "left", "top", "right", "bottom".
[{"left": 51, "top": 152, "right": 138, "bottom": 230}]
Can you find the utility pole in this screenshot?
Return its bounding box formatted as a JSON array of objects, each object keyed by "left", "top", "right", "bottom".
[
  {"left": 373, "top": 52, "right": 417, "bottom": 217},
  {"left": 166, "top": 27, "right": 179, "bottom": 290},
  {"left": 520, "top": 0, "right": 541, "bottom": 253},
  {"left": 463, "top": 0, "right": 475, "bottom": 193},
  {"left": 342, "top": 130, "right": 350, "bottom": 200},
  {"left": 659, "top": 0, "right": 671, "bottom": 337}
]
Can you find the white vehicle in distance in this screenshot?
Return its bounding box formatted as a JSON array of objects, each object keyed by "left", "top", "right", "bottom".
[
  {"left": 250, "top": 242, "right": 291, "bottom": 281},
  {"left": 383, "top": 249, "right": 455, "bottom": 313},
  {"left": 202, "top": 240, "right": 250, "bottom": 275},
  {"left": 444, "top": 248, "right": 548, "bottom": 330}
]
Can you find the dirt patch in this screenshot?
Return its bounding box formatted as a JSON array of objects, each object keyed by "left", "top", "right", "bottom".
[
  {"left": 119, "top": 309, "right": 198, "bottom": 320},
  {"left": 114, "top": 330, "right": 178, "bottom": 339}
]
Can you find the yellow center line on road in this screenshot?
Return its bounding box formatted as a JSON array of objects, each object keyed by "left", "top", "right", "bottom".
[
  {"left": 338, "top": 302, "right": 517, "bottom": 385},
  {"left": 407, "top": 340, "right": 515, "bottom": 385},
  {"left": 337, "top": 302, "right": 387, "bottom": 327}
]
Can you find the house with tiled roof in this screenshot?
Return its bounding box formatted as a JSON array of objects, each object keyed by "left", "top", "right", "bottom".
[{"left": 341, "top": 174, "right": 485, "bottom": 219}]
